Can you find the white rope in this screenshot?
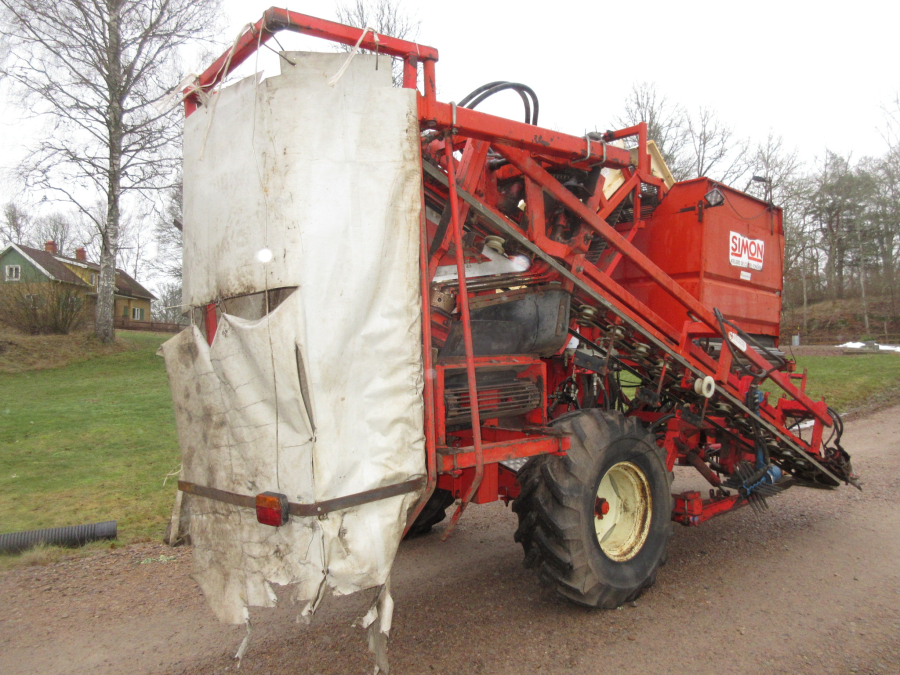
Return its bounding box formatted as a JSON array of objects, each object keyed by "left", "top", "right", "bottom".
[
  {"left": 234, "top": 620, "right": 252, "bottom": 667},
  {"left": 152, "top": 72, "right": 200, "bottom": 115},
  {"left": 162, "top": 463, "right": 182, "bottom": 486},
  {"left": 328, "top": 26, "right": 379, "bottom": 87}
]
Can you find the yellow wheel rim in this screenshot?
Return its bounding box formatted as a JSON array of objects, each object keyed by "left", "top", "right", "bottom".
[{"left": 594, "top": 461, "right": 652, "bottom": 562}]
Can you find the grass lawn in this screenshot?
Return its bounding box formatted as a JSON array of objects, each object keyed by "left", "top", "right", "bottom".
[
  {"left": 787, "top": 353, "right": 900, "bottom": 414},
  {"left": 0, "top": 331, "right": 180, "bottom": 544}
]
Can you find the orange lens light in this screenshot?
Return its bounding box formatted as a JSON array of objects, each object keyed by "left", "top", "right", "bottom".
[{"left": 256, "top": 492, "right": 289, "bottom": 527}]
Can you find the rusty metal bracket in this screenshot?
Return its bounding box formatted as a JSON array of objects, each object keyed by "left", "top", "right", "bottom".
[{"left": 178, "top": 477, "right": 426, "bottom": 518}]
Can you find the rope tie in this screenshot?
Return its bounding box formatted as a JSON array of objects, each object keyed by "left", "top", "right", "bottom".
[{"left": 328, "top": 26, "right": 379, "bottom": 87}]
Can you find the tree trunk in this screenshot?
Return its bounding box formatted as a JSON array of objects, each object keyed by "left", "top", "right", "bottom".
[
  {"left": 855, "top": 223, "right": 869, "bottom": 331},
  {"left": 94, "top": 0, "right": 123, "bottom": 344},
  {"left": 802, "top": 249, "right": 808, "bottom": 333},
  {"left": 878, "top": 224, "right": 898, "bottom": 317}
]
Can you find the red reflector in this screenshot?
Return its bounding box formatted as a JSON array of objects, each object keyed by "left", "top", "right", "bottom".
[{"left": 256, "top": 492, "right": 289, "bottom": 527}]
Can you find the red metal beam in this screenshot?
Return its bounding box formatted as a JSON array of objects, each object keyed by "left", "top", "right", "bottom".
[
  {"left": 204, "top": 303, "right": 217, "bottom": 345},
  {"left": 440, "top": 134, "right": 484, "bottom": 539},
  {"left": 186, "top": 7, "right": 439, "bottom": 114},
  {"left": 418, "top": 99, "right": 634, "bottom": 168},
  {"left": 439, "top": 436, "right": 568, "bottom": 472}
]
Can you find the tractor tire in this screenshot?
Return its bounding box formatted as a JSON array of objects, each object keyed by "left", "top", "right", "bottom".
[
  {"left": 405, "top": 488, "right": 455, "bottom": 537},
  {"left": 512, "top": 409, "right": 673, "bottom": 607}
]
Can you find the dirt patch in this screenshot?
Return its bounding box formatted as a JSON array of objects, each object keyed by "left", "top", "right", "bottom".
[
  {"left": 781, "top": 294, "right": 900, "bottom": 343},
  {"left": 0, "top": 329, "right": 140, "bottom": 373},
  {"left": 2, "top": 410, "right": 899, "bottom": 675}
]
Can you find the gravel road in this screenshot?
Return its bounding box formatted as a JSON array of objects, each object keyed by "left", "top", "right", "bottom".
[{"left": 2, "top": 407, "right": 899, "bottom": 675}]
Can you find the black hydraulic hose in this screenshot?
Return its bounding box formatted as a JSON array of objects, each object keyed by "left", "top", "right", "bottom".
[
  {"left": 0, "top": 520, "right": 117, "bottom": 554},
  {"left": 825, "top": 406, "right": 845, "bottom": 455},
  {"left": 459, "top": 81, "right": 540, "bottom": 125},
  {"left": 471, "top": 85, "right": 531, "bottom": 125},
  {"left": 648, "top": 413, "right": 675, "bottom": 433},
  {"left": 467, "top": 84, "right": 539, "bottom": 125},
  {"left": 458, "top": 80, "right": 506, "bottom": 107},
  {"left": 460, "top": 81, "right": 539, "bottom": 116}
]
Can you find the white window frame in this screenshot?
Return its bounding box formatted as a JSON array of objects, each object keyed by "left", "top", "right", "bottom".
[
  {"left": 5, "top": 265, "right": 21, "bottom": 281},
  {"left": 132, "top": 307, "right": 144, "bottom": 320},
  {"left": 90, "top": 273, "right": 97, "bottom": 287}
]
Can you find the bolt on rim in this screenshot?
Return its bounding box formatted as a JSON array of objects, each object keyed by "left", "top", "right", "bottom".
[{"left": 594, "top": 461, "right": 653, "bottom": 562}]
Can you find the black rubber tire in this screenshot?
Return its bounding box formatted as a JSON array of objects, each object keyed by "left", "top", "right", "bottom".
[
  {"left": 405, "top": 488, "right": 455, "bottom": 537},
  {"left": 512, "top": 409, "right": 673, "bottom": 607}
]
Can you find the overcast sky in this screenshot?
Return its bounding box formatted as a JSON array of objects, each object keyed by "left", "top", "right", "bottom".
[
  {"left": 217, "top": 0, "right": 900, "bottom": 163},
  {"left": 3, "top": 0, "right": 897, "bottom": 200}
]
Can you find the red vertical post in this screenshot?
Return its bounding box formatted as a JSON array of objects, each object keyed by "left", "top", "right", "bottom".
[
  {"left": 423, "top": 59, "right": 436, "bottom": 103},
  {"left": 402, "top": 54, "right": 418, "bottom": 90},
  {"left": 404, "top": 173, "right": 439, "bottom": 536},
  {"left": 441, "top": 132, "right": 484, "bottom": 540},
  {"left": 204, "top": 303, "right": 217, "bottom": 345}
]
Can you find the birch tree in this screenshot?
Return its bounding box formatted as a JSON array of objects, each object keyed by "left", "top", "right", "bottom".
[{"left": 0, "top": 0, "right": 220, "bottom": 341}]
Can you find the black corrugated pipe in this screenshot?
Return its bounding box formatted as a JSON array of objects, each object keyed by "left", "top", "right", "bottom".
[{"left": 0, "top": 521, "right": 117, "bottom": 554}]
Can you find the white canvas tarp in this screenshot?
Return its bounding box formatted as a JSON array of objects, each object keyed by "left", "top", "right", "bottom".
[{"left": 160, "top": 52, "right": 425, "bottom": 664}]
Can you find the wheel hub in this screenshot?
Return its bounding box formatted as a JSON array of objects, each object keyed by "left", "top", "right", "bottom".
[{"left": 594, "top": 461, "right": 652, "bottom": 562}]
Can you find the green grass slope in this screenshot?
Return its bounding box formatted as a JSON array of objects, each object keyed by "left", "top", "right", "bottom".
[
  {"left": 0, "top": 331, "right": 180, "bottom": 541},
  {"left": 789, "top": 353, "right": 900, "bottom": 414}
]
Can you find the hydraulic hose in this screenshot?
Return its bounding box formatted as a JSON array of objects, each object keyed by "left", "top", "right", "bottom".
[{"left": 459, "top": 81, "right": 540, "bottom": 125}]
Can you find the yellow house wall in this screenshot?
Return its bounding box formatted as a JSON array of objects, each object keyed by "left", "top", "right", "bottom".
[{"left": 115, "top": 297, "right": 152, "bottom": 321}]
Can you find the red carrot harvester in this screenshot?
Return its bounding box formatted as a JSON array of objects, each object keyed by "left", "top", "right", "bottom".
[{"left": 161, "top": 8, "right": 857, "bottom": 670}]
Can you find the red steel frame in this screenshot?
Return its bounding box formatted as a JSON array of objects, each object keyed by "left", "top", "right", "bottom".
[{"left": 185, "top": 8, "right": 850, "bottom": 533}]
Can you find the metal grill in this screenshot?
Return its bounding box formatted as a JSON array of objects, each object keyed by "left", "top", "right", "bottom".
[{"left": 444, "top": 377, "right": 541, "bottom": 424}]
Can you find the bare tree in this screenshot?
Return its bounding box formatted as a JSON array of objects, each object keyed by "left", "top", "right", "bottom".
[
  {"left": 153, "top": 279, "right": 185, "bottom": 323},
  {"left": 0, "top": 0, "right": 221, "bottom": 342},
  {"left": 866, "top": 149, "right": 900, "bottom": 317},
  {"left": 114, "top": 206, "right": 156, "bottom": 280},
  {"left": 615, "top": 84, "right": 752, "bottom": 185},
  {"left": 805, "top": 151, "right": 874, "bottom": 308},
  {"left": 745, "top": 133, "right": 809, "bottom": 324},
  {"left": 1, "top": 202, "right": 31, "bottom": 245},
  {"left": 335, "top": 0, "right": 420, "bottom": 87},
  {"left": 34, "top": 212, "right": 78, "bottom": 255},
  {"left": 681, "top": 107, "right": 750, "bottom": 185},
  {"left": 150, "top": 178, "right": 183, "bottom": 280},
  {"left": 615, "top": 82, "right": 690, "bottom": 180},
  {"left": 880, "top": 90, "right": 900, "bottom": 152},
  {"left": 744, "top": 133, "right": 802, "bottom": 203}
]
